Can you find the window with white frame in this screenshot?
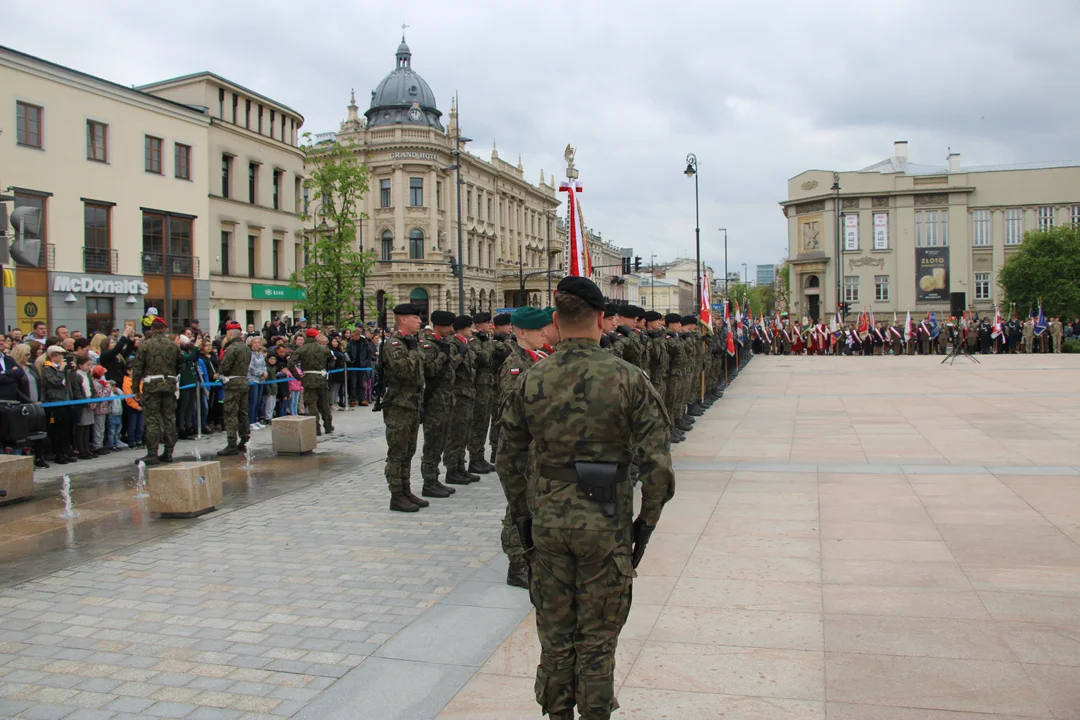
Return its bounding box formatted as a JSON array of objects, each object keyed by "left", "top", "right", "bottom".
[
  {"left": 915, "top": 209, "right": 948, "bottom": 247},
  {"left": 972, "top": 209, "right": 991, "bottom": 247},
  {"left": 974, "top": 272, "right": 991, "bottom": 300},
  {"left": 843, "top": 214, "right": 859, "bottom": 250},
  {"left": 1005, "top": 208, "right": 1023, "bottom": 245},
  {"left": 874, "top": 275, "right": 889, "bottom": 302},
  {"left": 844, "top": 275, "right": 859, "bottom": 303},
  {"left": 1038, "top": 206, "right": 1055, "bottom": 230}
]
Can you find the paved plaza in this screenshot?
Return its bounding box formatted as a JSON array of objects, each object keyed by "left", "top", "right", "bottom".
[{"left": 3, "top": 355, "right": 1080, "bottom": 719}]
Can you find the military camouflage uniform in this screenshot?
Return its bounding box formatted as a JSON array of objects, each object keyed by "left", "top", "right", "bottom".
[
  {"left": 420, "top": 334, "right": 454, "bottom": 486},
  {"left": 442, "top": 334, "right": 475, "bottom": 477},
  {"left": 487, "top": 331, "right": 514, "bottom": 459},
  {"left": 467, "top": 331, "right": 495, "bottom": 465},
  {"left": 131, "top": 329, "right": 181, "bottom": 455},
  {"left": 380, "top": 331, "right": 424, "bottom": 495},
  {"left": 497, "top": 337, "right": 675, "bottom": 720},
  {"left": 289, "top": 341, "right": 334, "bottom": 433},
  {"left": 664, "top": 329, "right": 686, "bottom": 426},
  {"left": 496, "top": 343, "right": 542, "bottom": 570},
  {"left": 218, "top": 337, "right": 252, "bottom": 445}
]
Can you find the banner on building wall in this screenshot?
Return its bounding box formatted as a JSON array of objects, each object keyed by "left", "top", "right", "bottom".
[
  {"left": 844, "top": 214, "right": 859, "bottom": 250},
  {"left": 915, "top": 247, "right": 950, "bottom": 302},
  {"left": 873, "top": 213, "right": 888, "bottom": 249}
]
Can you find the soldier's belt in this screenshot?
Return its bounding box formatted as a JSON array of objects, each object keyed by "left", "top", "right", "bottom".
[
  {"left": 539, "top": 464, "right": 630, "bottom": 485},
  {"left": 305, "top": 370, "right": 329, "bottom": 376},
  {"left": 541, "top": 462, "right": 626, "bottom": 518},
  {"left": 219, "top": 376, "right": 246, "bottom": 383},
  {"left": 142, "top": 375, "right": 176, "bottom": 382}
]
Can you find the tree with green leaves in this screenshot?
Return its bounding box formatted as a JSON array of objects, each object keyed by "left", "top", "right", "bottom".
[
  {"left": 292, "top": 136, "right": 376, "bottom": 327},
  {"left": 998, "top": 225, "right": 1080, "bottom": 319}
]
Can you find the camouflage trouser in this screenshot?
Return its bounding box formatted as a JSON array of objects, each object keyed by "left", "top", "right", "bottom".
[
  {"left": 530, "top": 526, "right": 632, "bottom": 720},
  {"left": 500, "top": 454, "right": 537, "bottom": 565},
  {"left": 142, "top": 390, "right": 177, "bottom": 453},
  {"left": 420, "top": 394, "right": 453, "bottom": 483},
  {"left": 488, "top": 382, "right": 502, "bottom": 458},
  {"left": 223, "top": 386, "right": 250, "bottom": 443},
  {"left": 663, "top": 374, "right": 683, "bottom": 426},
  {"left": 302, "top": 379, "right": 333, "bottom": 431},
  {"left": 468, "top": 381, "right": 493, "bottom": 460},
  {"left": 442, "top": 393, "right": 474, "bottom": 473},
  {"left": 383, "top": 404, "right": 419, "bottom": 494}
]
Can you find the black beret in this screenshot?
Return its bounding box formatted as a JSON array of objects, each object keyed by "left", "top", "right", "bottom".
[
  {"left": 392, "top": 303, "right": 419, "bottom": 316},
  {"left": 430, "top": 310, "right": 455, "bottom": 326},
  {"left": 556, "top": 276, "right": 605, "bottom": 310},
  {"left": 644, "top": 311, "right": 662, "bottom": 322},
  {"left": 472, "top": 311, "right": 492, "bottom": 323},
  {"left": 665, "top": 313, "right": 682, "bottom": 324},
  {"left": 604, "top": 303, "right": 618, "bottom": 318},
  {"left": 452, "top": 315, "right": 474, "bottom": 330},
  {"left": 629, "top": 306, "right": 644, "bottom": 319},
  {"left": 493, "top": 313, "right": 512, "bottom": 326},
  {"left": 681, "top": 315, "right": 698, "bottom": 326}
]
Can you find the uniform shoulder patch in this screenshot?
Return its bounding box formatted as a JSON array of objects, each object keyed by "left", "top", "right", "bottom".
[
  {"left": 391, "top": 341, "right": 400, "bottom": 346},
  {"left": 510, "top": 368, "right": 520, "bottom": 375},
  {"left": 423, "top": 344, "right": 431, "bottom": 349}
]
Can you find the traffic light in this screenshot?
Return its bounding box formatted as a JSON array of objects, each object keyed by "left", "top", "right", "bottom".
[
  {"left": 634, "top": 256, "right": 642, "bottom": 272},
  {"left": 838, "top": 302, "right": 847, "bottom": 315},
  {"left": 448, "top": 256, "right": 460, "bottom": 278},
  {"left": 6, "top": 205, "right": 43, "bottom": 267},
  {"left": 621, "top": 257, "right": 631, "bottom": 274}
]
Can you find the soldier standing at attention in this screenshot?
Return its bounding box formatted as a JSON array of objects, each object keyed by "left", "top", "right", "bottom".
[
  {"left": 216, "top": 322, "right": 252, "bottom": 456},
  {"left": 498, "top": 276, "right": 674, "bottom": 720},
  {"left": 419, "top": 311, "right": 457, "bottom": 496},
  {"left": 381, "top": 304, "right": 429, "bottom": 512},
  {"left": 1051, "top": 316, "right": 1064, "bottom": 353},
  {"left": 496, "top": 306, "right": 550, "bottom": 589},
  {"left": 599, "top": 304, "right": 619, "bottom": 352},
  {"left": 289, "top": 328, "right": 334, "bottom": 435},
  {"left": 131, "top": 316, "right": 181, "bottom": 466},
  {"left": 443, "top": 315, "right": 479, "bottom": 485},
  {"left": 487, "top": 313, "right": 514, "bottom": 463},
  {"left": 468, "top": 312, "right": 497, "bottom": 475}
]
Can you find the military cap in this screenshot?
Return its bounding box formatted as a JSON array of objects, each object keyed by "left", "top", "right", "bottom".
[
  {"left": 644, "top": 310, "right": 663, "bottom": 322},
  {"left": 543, "top": 307, "right": 556, "bottom": 324},
  {"left": 664, "top": 313, "right": 682, "bottom": 324},
  {"left": 629, "top": 305, "right": 645, "bottom": 319},
  {"left": 493, "top": 313, "right": 512, "bottom": 327},
  {"left": 392, "top": 303, "right": 419, "bottom": 316},
  {"left": 604, "top": 303, "right": 618, "bottom": 318},
  {"left": 511, "top": 307, "right": 549, "bottom": 330},
  {"left": 555, "top": 276, "right": 605, "bottom": 310},
  {"left": 681, "top": 315, "right": 698, "bottom": 326},
  {"left": 472, "top": 311, "right": 492, "bottom": 323},
  {"left": 305, "top": 328, "right": 319, "bottom": 337},
  {"left": 225, "top": 320, "right": 242, "bottom": 331},
  {"left": 430, "top": 310, "right": 456, "bottom": 326},
  {"left": 452, "top": 315, "right": 474, "bottom": 330}
]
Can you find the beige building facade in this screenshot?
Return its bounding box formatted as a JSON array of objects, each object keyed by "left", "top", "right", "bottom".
[
  {"left": 1, "top": 45, "right": 211, "bottom": 334},
  {"left": 138, "top": 73, "right": 306, "bottom": 332},
  {"left": 636, "top": 274, "right": 694, "bottom": 315},
  {"left": 782, "top": 141, "right": 1080, "bottom": 322}
]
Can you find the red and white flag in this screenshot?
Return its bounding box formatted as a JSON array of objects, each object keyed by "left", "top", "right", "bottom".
[
  {"left": 904, "top": 310, "right": 913, "bottom": 341},
  {"left": 991, "top": 305, "right": 1003, "bottom": 339},
  {"left": 558, "top": 181, "right": 591, "bottom": 277},
  {"left": 699, "top": 267, "right": 711, "bottom": 325}
]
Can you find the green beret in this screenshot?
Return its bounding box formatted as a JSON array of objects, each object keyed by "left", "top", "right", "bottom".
[
  {"left": 544, "top": 308, "right": 555, "bottom": 324},
  {"left": 512, "top": 307, "right": 549, "bottom": 330}
]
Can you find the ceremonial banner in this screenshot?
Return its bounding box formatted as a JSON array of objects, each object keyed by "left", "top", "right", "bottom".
[
  {"left": 558, "top": 181, "right": 591, "bottom": 277},
  {"left": 699, "top": 267, "right": 711, "bottom": 325},
  {"left": 915, "top": 247, "right": 949, "bottom": 302}
]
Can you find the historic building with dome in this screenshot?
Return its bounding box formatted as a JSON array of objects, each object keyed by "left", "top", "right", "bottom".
[{"left": 312, "top": 36, "right": 568, "bottom": 323}]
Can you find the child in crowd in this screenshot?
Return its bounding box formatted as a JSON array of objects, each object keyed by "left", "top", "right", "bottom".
[
  {"left": 106, "top": 380, "right": 125, "bottom": 450},
  {"left": 263, "top": 354, "right": 278, "bottom": 423},
  {"left": 73, "top": 356, "right": 96, "bottom": 459},
  {"left": 122, "top": 362, "right": 143, "bottom": 448},
  {"left": 286, "top": 365, "right": 302, "bottom": 415},
  {"left": 91, "top": 365, "right": 111, "bottom": 454}
]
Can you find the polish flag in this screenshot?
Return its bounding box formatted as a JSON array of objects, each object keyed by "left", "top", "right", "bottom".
[{"left": 699, "top": 267, "right": 711, "bottom": 325}]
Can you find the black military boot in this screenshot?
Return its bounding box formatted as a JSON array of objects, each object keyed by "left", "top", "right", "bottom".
[
  {"left": 422, "top": 481, "right": 451, "bottom": 498},
  {"left": 688, "top": 404, "right": 705, "bottom": 416},
  {"left": 465, "top": 470, "right": 481, "bottom": 482},
  {"left": 139, "top": 448, "right": 162, "bottom": 467},
  {"left": 390, "top": 493, "right": 419, "bottom": 512},
  {"left": 403, "top": 482, "right": 429, "bottom": 508},
  {"left": 468, "top": 456, "right": 492, "bottom": 475},
  {"left": 217, "top": 440, "right": 239, "bottom": 456},
  {"left": 324, "top": 424, "right": 334, "bottom": 434},
  {"left": 158, "top": 446, "right": 174, "bottom": 463},
  {"left": 438, "top": 480, "right": 456, "bottom": 495},
  {"left": 506, "top": 560, "right": 529, "bottom": 589},
  {"left": 671, "top": 430, "right": 685, "bottom": 444},
  {"left": 445, "top": 470, "right": 472, "bottom": 485},
  {"left": 489, "top": 448, "right": 497, "bottom": 464},
  {"left": 675, "top": 417, "right": 694, "bottom": 432},
  {"left": 237, "top": 437, "right": 249, "bottom": 452},
  {"left": 315, "top": 425, "right": 322, "bottom": 436},
  {"left": 478, "top": 457, "right": 497, "bottom": 473}
]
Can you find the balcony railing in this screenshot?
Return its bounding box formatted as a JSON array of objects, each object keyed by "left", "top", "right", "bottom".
[
  {"left": 141, "top": 253, "right": 199, "bottom": 277},
  {"left": 83, "top": 247, "right": 118, "bottom": 274}
]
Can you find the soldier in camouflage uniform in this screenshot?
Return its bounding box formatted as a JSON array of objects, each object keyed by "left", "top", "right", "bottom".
[
  {"left": 496, "top": 307, "right": 549, "bottom": 589},
  {"left": 610, "top": 306, "right": 644, "bottom": 367},
  {"left": 498, "top": 277, "right": 675, "bottom": 720},
  {"left": 131, "top": 316, "right": 181, "bottom": 466},
  {"left": 487, "top": 313, "right": 514, "bottom": 463},
  {"left": 664, "top": 314, "right": 689, "bottom": 443},
  {"left": 419, "top": 311, "right": 457, "bottom": 498},
  {"left": 643, "top": 311, "right": 668, "bottom": 401},
  {"left": 467, "top": 312, "right": 497, "bottom": 474},
  {"left": 599, "top": 304, "right": 618, "bottom": 352},
  {"left": 681, "top": 315, "right": 705, "bottom": 417},
  {"left": 216, "top": 322, "right": 251, "bottom": 456},
  {"left": 443, "top": 315, "right": 478, "bottom": 484},
  {"left": 380, "top": 304, "right": 430, "bottom": 512},
  {"left": 289, "top": 328, "right": 334, "bottom": 435}
]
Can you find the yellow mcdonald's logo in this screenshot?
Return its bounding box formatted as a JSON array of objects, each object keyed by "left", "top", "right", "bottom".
[{"left": 2, "top": 269, "right": 14, "bottom": 288}]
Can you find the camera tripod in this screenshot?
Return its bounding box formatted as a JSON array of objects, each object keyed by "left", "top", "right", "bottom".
[{"left": 942, "top": 340, "right": 979, "bottom": 365}]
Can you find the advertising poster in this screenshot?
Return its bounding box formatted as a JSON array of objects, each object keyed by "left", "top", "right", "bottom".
[{"left": 915, "top": 247, "right": 949, "bottom": 302}]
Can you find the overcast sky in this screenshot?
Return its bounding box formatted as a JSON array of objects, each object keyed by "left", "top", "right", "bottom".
[{"left": 6, "top": 0, "right": 1080, "bottom": 279}]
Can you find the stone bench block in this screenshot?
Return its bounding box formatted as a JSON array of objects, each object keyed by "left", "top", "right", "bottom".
[
  {"left": 272, "top": 415, "right": 317, "bottom": 455},
  {"left": 0, "top": 455, "right": 34, "bottom": 506},
  {"left": 149, "top": 461, "right": 223, "bottom": 518}
]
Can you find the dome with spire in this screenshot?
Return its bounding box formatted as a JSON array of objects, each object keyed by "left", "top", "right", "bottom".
[{"left": 366, "top": 36, "right": 443, "bottom": 131}]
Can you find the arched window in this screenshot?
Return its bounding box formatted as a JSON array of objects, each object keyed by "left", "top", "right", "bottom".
[
  {"left": 409, "top": 229, "right": 424, "bottom": 259},
  {"left": 381, "top": 231, "right": 393, "bottom": 261}
]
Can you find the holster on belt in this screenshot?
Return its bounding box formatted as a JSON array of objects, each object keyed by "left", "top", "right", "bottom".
[{"left": 574, "top": 461, "right": 619, "bottom": 518}]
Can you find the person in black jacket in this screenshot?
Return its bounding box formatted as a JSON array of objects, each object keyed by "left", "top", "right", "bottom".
[
  {"left": 0, "top": 351, "right": 25, "bottom": 402},
  {"left": 98, "top": 326, "right": 136, "bottom": 385},
  {"left": 346, "top": 328, "right": 374, "bottom": 406}
]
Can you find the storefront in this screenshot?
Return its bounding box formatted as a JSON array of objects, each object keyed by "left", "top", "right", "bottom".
[
  {"left": 34, "top": 272, "right": 151, "bottom": 336},
  {"left": 212, "top": 282, "right": 307, "bottom": 335}
]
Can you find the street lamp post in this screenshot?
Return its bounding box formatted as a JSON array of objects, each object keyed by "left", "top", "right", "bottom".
[
  {"left": 718, "top": 227, "right": 728, "bottom": 298},
  {"left": 650, "top": 254, "right": 656, "bottom": 309},
  {"left": 684, "top": 153, "right": 701, "bottom": 311},
  {"left": 446, "top": 105, "right": 472, "bottom": 315},
  {"left": 832, "top": 172, "right": 841, "bottom": 319},
  {"left": 546, "top": 210, "right": 553, "bottom": 306},
  {"left": 742, "top": 262, "right": 747, "bottom": 286}
]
